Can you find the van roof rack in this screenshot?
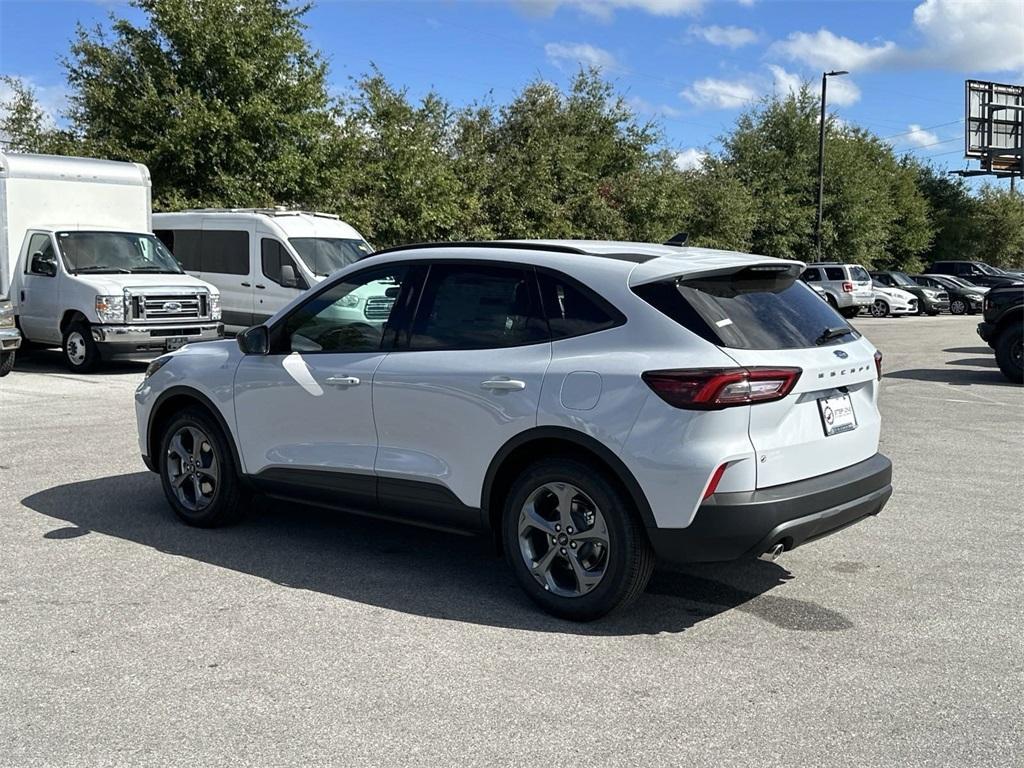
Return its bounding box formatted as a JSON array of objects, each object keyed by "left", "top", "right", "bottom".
[{"left": 180, "top": 207, "right": 340, "bottom": 219}]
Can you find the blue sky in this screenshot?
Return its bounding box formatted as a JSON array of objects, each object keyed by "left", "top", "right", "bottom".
[{"left": 1, "top": 0, "right": 1022, "bottom": 176}]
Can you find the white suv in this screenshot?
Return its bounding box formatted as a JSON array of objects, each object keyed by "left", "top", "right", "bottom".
[{"left": 136, "top": 241, "right": 892, "bottom": 620}]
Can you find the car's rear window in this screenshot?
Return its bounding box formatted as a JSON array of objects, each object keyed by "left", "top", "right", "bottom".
[
  {"left": 633, "top": 267, "right": 859, "bottom": 349},
  {"left": 850, "top": 266, "right": 871, "bottom": 282}
]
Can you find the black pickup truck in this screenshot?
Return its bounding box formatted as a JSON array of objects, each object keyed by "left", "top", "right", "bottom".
[{"left": 978, "top": 285, "right": 1023, "bottom": 383}]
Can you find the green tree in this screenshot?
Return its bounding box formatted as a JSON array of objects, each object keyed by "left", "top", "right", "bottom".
[
  {"left": 0, "top": 76, "right": 75, "bottom": 154},
  {"left": 973, "top": 185, "right": 1024, "bottom": 269}
]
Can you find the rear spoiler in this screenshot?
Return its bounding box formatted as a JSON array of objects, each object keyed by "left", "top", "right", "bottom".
[{"left": 628, "top": 253, "right": 806, "bottom": 287}]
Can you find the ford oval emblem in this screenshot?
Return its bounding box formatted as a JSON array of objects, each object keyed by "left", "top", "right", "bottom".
[
  {"left": 163, "top": 301, "right": 182, "bottom": 312},
  {"left": 833, "top": 350, "right": 849, "bottom": 359}
]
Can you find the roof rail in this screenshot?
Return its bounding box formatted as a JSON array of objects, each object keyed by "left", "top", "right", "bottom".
[
  {"left": 179, "top": 207, "right": 340, "bottom": 219},
  {"left": 369, "top": 241, "right": 593, "bottom": 258}
]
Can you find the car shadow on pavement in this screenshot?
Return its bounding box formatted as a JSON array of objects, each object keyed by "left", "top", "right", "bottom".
[
  {"left": 22, "top": 472, "right": 853, "bottom": 636},
  {"left": 943, "top": 346, "right": 991, "bottom": 355},
  {"left": 10, "top": 348, "right": 148, "bottom": 375},
  {"left": 885, "top": 366, "right": 1017, "bottom": 388}
]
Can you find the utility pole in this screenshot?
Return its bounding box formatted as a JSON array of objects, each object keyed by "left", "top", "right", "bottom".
[{"left": 815, "top": 70, "right": 849, "bottom": 262}]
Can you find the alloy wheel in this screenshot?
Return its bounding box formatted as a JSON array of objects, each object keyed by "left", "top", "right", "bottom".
[
  {"left": 166, "top": 425, "right": 219, "bottom": 512},
  {"left": 517, "top": 482, "right": 610, "bottom": 598},
  {"left": 950, "top": 299, "right": 966, "bottom": 315},
  {"left": 870, "top": 300, "right": 887, "bottom": 318}
]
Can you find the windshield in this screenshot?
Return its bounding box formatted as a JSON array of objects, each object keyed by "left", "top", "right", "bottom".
[
  {"left": 889, "top": 272, "right": 917, "bottom": 287},
  {"left": 56, "top": 231, "right": 183, "bottom": 274},
  {"left": 975, "top": 263, "right": 1001, "bottom": 275},
  {"left": 289, "top": 238, "right": 374, "bottom": 277}
]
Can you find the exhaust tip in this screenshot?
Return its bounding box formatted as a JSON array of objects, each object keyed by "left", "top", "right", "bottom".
[{"left": 760, "top": 543, "right": 785, "bottom": 562}]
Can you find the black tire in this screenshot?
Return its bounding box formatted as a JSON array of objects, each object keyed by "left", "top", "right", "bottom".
[
  {"left": 62, "top": 320, "right": 101, "bottom": 373},
  {"left": 926, "top": 309, "right": 940, "bottom": 316},
  {"left": 158, "top": 406, "right": 248, "bottom": 527},
  {"left": 502, "top": 457, "right": 654, "bottom": 621},
  {"left": 994, "top": 326, "right": 1023, "bottom": 384},
  {"left": 0, "top": 351, "right": 14, "bottom": 376},
  {"left": 869, "top": 299, "right": 889, "bottom": 318},
  {"left": 839, "top": 306, "right": 861, "bottom": 319},
  {"left": 826, "top": 294, "right": 839, "bottom": 310},
  {"left": 949, "top": 298, "right": 967, "bottom": 315}
]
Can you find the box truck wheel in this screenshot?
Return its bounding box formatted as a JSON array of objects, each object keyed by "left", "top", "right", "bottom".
[
  {"left": 0, "top": 351, "right": 14, "bottom": 377},
  {"left": 63, "top": 321, "right": 101, "bottom": 373}
]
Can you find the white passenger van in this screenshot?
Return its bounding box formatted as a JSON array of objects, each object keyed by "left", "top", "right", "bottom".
[{"left": 152, "top": 209, "right": 373, "bottom": 331}]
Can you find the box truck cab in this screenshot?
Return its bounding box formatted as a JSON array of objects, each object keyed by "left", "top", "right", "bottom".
[
  {"left": 0, "top": 152, "right": 222, "bottom": 373},
  {"left": 152, "top": 209, "right": 374, "bottom": 331}
]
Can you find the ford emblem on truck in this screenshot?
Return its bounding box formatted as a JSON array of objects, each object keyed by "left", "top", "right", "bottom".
[{"left": 163, "top": 301, "right": 183, "bottom": 312}]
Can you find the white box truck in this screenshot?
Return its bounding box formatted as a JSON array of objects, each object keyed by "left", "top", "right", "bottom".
[{"left": 0, "top": 152, "right": 223, "bottom": 372}]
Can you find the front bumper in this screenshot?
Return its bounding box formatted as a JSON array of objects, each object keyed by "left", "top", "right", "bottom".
[
  {"left": 648, "top": 453, "right": 892, "bottom": 565},
  {"left": 920, "top": 297, "right": 950, "bottom": 312},
  {"left": 0, "top": 327, "right": 22, "bottom": 352},
  {"left": 91, "top": 322, "right": 223, "bottom": 356},
  {"left": 977, "top": 321, "right": 995, "bottom": 343}
]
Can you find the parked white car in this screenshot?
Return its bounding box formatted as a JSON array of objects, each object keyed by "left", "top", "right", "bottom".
[
  {"left": 0, "top": 299, "right": 19, "bottom": 375},
  {"left": 1, "top": 152, "right": 222, "bottom": 372},
  {"left": 136, "top": 240, "right": 893, "bottom": 620},
  {"left": 153, "top": 209, "right": 374, "bottom": 332},
  {"left": 868, "top": 283, "right": 918, "bottom": 317},
  {"left": 800, "top": 262, "right": 875, "bottom": 318}
]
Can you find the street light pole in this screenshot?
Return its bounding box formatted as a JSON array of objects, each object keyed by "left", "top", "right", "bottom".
[{"left": 815, "top": 70, "right": 848, "bottom": 261}]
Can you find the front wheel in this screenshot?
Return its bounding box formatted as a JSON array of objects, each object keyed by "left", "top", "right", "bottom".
[
  {"left": 0, "top": 351, "right": 14, "bottom": 377},
  {"left": 994, "top": 326, "right": 1023, "bottom": 384},
  {"left": 869, "top": 300, "right": 889, "bottom": 318},
  {"left": 158, "top": 407, "right": 248, "bottom": 527},
  {"left": 63, "top": 321, "right": 101, "bottom": 373},
  {"left": 502, "top": 458, "right": 654, "bottom": 621},
  {"left": 949, "top": 298, "right": 967, "bottom": 315}
]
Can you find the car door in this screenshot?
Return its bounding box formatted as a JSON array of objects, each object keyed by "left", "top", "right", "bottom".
[
  {"left": 17, "top": 232, "right": 62, "bottom": 344},
  {"left": 255, "top": 236, "right": 307, "bottom": 324},
  {"left": 200, "top": 221, "right": 254, "bottom": 329},
  {"left": 372, "top": 262, "right": 551, "bottom": 529},
  {"left": 233, "top": 263, "right": 413, "bottom": 511}
]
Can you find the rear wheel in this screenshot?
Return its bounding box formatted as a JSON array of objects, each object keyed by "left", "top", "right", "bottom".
[
  {"left": 825, "top": 294, "right": 839, "bottom": 310},
  {"left": 839, "top": 306, "right": 861, "bottom": 319},
  {"left": 994, "top": 326, "right": 1023, "bottom": 384},
  {"left": 502, "top": 458, "right": 654, "bottom": 621},
  {"left": 62, "top": 321, "right": 101, "bottom": 373},
  {"left": 158, "top": 407, "right": 248, "bottom": 527},
  {"left": 949, "top": 298, "right": 967, "bottom": 315},
  {"left": 869, "top": 299, "right": 889, "bottom": 318}
]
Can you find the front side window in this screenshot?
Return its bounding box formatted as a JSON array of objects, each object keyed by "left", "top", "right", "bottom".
[
  {"left": 26, "top": 233, "right": 56, "bottom": 275},
  {"left": 409, "top": 264, "right": 546, "bottom": 351},
  {"left": 282, "top": 266, "right": 407, "bottom": 354},
  {"left": 289, "top": 238, "right": 374, "bottom": 277},
  {"left": 56, "top": 231, "right": 183, "bottom": 274},
  {"left": 261, "top": 238, "right": 307, "bottom": 289},
  {"left": 634, "top": 266, "right": 859, "bottom": 350}
]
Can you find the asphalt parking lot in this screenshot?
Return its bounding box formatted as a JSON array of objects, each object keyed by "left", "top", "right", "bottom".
[{"left": 1, "top": 315, "right": 1021, "bottom": 768}]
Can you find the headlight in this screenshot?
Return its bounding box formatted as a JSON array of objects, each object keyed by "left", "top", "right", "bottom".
[
  {"left": 95, "top": 295, "right": 125, "bottom": 323},
  {"left": 339, "top": 294, "right": 360, "bottom": 308},
  {"left": 145, "top": 356, "right": 171, "bottom": 380},
  {"left": 0, "top": 301, "right": 14, "bottom": 329},
  {"left": 210, "top": 293, "right": 222, "bottom": 321},
  {"left": 967, "top": 294, "right": 982, "bottom": 301}
]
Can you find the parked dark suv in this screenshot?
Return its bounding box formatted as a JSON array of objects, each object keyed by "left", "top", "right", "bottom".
[
  {"left": 871, "top": 271, "right": 948, "bottom": 315},
  {"left": 928, "top": 261, "right": 1023, "bottom": 289},
  {"left": 978, "top": 285, "right": 1023, "bottom": 383}
]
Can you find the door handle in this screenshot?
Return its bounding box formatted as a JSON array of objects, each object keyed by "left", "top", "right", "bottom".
[
  {"left": 241, "top": 282, "right": 251, "bottom": 287},
  {"left": 325, "top": 376, "right": 361, "bottom": 387},
  {"left": 481, "top": 378, "right": 526, "bottom": 391},
  {"left": 20, "top": 291, "right": 25, "bottom": 302},
  {"left": 255, "top": 284, "right": 266, "bottom": 290}
]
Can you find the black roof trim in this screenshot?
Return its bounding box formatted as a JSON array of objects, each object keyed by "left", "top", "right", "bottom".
[{"left": 367, "top": 240, "right": 660, "bottom": 264}]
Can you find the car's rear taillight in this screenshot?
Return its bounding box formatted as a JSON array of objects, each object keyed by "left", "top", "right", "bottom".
[
  {"left": 642, "top": 367, "right": 802, "bottom": 410},
  {"left": 842, "top": 281, "right": 854, "bottom": 293},
  {"left": 873, "top": 350, "right": 883, "bottom": 381}
]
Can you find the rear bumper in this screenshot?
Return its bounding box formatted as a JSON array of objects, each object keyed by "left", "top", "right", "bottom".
[
  {"left": 648, "top": 453, "right": 892, "bottom": 565},
  {"left": 91, "top": 323, "right": 223, "bottom": 357},
  {"left": 0, "top": 327, "right": 22, "bottom": 352}
]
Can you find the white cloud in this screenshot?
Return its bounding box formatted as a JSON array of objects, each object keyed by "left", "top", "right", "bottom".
[
  {"left": 768, "top": 65, "right": 803, "bottom": 97},
  {"left": 771, "top": 1, "right": 1024, "bottom": 74},
  {"left": 826, "top": 76, "right": 861, "bottom": 106},
  {"left": 688, "top": 24, "right": 758, "bottom": 48},
  {"left": 628, "top": 96, "right": 683, "bottom": 118},
  {"left": 673, "top": 148, "right": 707, "bottom": 171},
  {"left": 544, "top": 42, "right": 620, "bottom": 72},
  {"left": 681, "top": 77, "right": 758, "bottom": 109},
  {"left": 905, "top": 124, "right": 940, "bottom": 147},
  {"left": 518, "top": 0, "right": 703, "bottom": 20},
  {"left": 737, "top": 0, "right": 756, "bottom": 6},
  {"left": 0, "top": 77, "right": 67, "bottom": 128}
]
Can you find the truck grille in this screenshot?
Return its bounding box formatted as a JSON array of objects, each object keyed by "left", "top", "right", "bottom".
[
  {"left": 127, "top": 290, "right": 210, "bottom": 323},
  {"left": 364, "top": 296, "right": 394, "bottom": 320}
]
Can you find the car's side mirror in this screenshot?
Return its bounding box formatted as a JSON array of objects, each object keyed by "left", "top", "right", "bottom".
[
  {"left": 237, "top": 325, "right": 269, "bottom": 355},
  {"left": 280, "top": 263, "right": 299, "bottom": 289},
  {"left": 31, "top": 252, "right": 56, "bottom": 277}
]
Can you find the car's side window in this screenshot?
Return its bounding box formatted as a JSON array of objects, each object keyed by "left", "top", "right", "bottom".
[
  {"left": 536, "top": 271, "right": 621, "bottom": 339},
  {"left": 261, "top": 238, "right": 307, "bottom": 290},
  {"left": 801, "top": 268, "right": 821, "bottom": 282},
  {"left": 408, "top": 264, "right": 547, "bottom": 351},
  {"left": 26, "top": 233, "right": 56, "bottom": 275},
  {"left": 824, "top": 267, "right": 844, "bottom": 281},
  {"left": 282, "top": 266, "right": 408, "bottom": 354}
]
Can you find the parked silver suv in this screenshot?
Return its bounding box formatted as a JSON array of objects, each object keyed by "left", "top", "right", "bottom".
[{"left": 800, "top": 263, "right": 874, "bottom": 319}]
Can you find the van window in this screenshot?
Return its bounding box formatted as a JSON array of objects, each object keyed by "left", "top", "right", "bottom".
[
  {"left": 202, "top": 230, "right": 249, "bottom": 275},
  {"left": 633, "top": 266, "right": 859, "bottom": 350},
  {"left": 261, "top": 238, "right": 306, "bottom": 288},
  {"left": 155, "top": 229, "right": 202, "bottom": 271}
]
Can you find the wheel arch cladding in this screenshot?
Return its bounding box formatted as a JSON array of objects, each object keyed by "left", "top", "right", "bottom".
[
  {"left": 481, "top": 427, "right": 657, "bottom": 542},
  {"left": 148, "top": 387, "right": 243, "bottom": 477}
]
